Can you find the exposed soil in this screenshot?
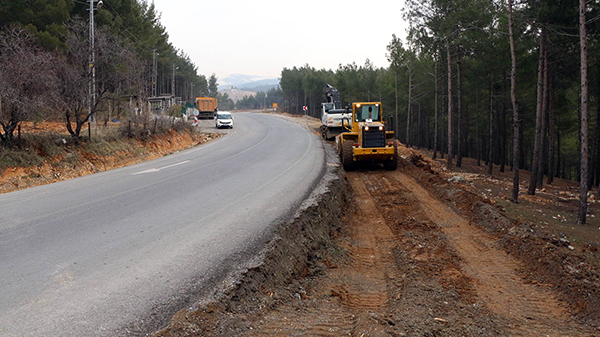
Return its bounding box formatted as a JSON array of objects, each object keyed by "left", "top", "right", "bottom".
[
  {"left": 154, "top": 114, "right": 600, "bottom": 336},
  {"left": 5, "top": 115, "right": 600, "bottom": 336},
  {"left": 0, "top": 121, "right": 221, "bottom": 194}
]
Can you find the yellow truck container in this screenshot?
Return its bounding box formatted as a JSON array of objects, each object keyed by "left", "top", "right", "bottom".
[{"left": 196, "top": 97, "right": 218, "bottom": 118}]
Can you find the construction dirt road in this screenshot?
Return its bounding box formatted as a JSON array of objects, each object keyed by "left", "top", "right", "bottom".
[
  {"left": 154, "top": 114, "right": 600, "bottom": 336},
  {"left": 4, "top": 114, "right": 600, "bottom": 336}
]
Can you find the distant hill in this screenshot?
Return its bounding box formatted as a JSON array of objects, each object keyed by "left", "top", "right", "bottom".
[
  {"left": 220, "top": 89, "right": 258, "bottom": 102},
  {"left": 239, "top": 79, "right": 280, "bottom": 92},
  {"left": 218, "top": 74, "right": 279, "bottom": 92}
]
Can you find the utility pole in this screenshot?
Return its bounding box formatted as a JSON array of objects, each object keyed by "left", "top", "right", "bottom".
[
  {"left": 190, "top": 82, "right": 195, "bottom": 104},
  {"left": 152, "top": 49, "right": 157, "bottom": 97},
  {"left": 172, "top": 64, "right": 178, "bottom": 96},
  {"left": 88, "top": 0, "right": 102, "bottom": 140}
]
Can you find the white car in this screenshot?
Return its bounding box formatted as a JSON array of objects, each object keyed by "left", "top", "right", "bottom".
[{"left": 215, "top": 111, "right": 234, "bottom": 129}]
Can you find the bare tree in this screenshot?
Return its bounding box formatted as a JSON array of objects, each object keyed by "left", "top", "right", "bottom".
[
  {"left": 0, "top": 26, "right": 58, "bottom": 146},
  {"left": 58, "top": 19, "right": 143, "bottom": 142},
  {"left": 577, "top": 0, "right": 589, "bottom": 224}
]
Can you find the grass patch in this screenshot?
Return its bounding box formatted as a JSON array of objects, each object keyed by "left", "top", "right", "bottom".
[
  {"left": 27, "top": 132, "right": 66, "bottom": 157},
  {"left": 0, "top": 147, "right": 44, "bottom": 169},
  {"left": 62, "top": 152, "right": 80, "bottom": 166},
  {"left": 0, "top": 131, "right": 70, "bottom": 170},
  {"left": 83, "top": 138, "right": 133, "bottom": 157}
]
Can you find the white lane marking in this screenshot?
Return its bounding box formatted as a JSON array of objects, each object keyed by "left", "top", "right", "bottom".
[
  {"left": 132, "top": 160, "right": 190, "bottom": 175},
  {"left": 160, "top": 160, "right": 191, "bottom": 170},
  {"left": 133, "top": 169, "right": 160, "bottom": 175}
]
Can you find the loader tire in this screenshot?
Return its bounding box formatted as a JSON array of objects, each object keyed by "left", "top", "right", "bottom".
[
  {"left": 383, "top": 145, "right": 398, "bottom": 171},
  {"left": 341, "top": 141, "right": 356, "bottom": 171}
]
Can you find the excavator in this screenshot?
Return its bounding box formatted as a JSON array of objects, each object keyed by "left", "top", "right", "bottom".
[
  {"left": 335, "top": 102, "right": 397, "bottom": 171},
  {"left": 320, "top": 84, "right": 351, "bottom": 140}
]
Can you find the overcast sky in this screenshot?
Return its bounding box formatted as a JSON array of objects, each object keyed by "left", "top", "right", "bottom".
[{"left": 150, "top": 0, "right": 408, "bottom": 81}]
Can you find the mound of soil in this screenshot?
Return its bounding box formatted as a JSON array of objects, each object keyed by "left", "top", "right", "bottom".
[
  {"left": 152, "top": 142, "right": 349, "bottom": 336},
  {"left": 154, "top": 137, "right": 600, "bottom": 336}
]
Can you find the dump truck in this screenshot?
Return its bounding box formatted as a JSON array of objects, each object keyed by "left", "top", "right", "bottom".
[
  {"left": 196, "top": 97, "right": 218, "bottom": 119},
  {"left": 336, "top": 102, "right": 397, "bottom": 171},
  {"left": 320, "top": 84, "right": 351, "bottom": 140}
]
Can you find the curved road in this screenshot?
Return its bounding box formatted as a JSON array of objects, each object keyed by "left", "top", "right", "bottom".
[{"left": 0, "top": 113, "right": 326, "bottom": 336}]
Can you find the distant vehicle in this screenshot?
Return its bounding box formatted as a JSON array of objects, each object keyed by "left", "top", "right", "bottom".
[
  {"left": 197, "top": 97, "right": 218, "bottom": 119},
  {"left": 215, "top": 111, "right": 234, "bottom": 129}
]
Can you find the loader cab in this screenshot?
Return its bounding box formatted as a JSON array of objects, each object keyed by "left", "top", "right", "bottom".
[
  {"left": 342, "top": 103, "right": 382, "bottom": 132},
  {"left": 355, "top": 103, "right": 381, "bottom": 123}
]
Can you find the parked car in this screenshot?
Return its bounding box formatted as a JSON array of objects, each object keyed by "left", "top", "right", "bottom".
[{"left": 215, "top": 111, "right": 234, "bottom": 129}]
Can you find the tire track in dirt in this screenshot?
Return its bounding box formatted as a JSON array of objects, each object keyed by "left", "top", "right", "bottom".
[
  {"left": 359, "top": 170, "right": 503, "bottom": 336},
  {"left": 386, "top": 170, "right": 583, "bottom": 336},
  {"left": 255, "top": 307, "right": 356, "bottom": 336},
  {"left": 249, "top": 171, "right": 397, "bottom": 336},
  {"left": 340, "top": 172, "right": 396, "bottom": 311}
]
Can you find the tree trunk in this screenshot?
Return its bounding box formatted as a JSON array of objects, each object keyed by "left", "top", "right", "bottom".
[
  {"left": 557, "top": 129, "right": 562, "bottom": 180},
  {"left": 547, "top": 77, "right": 556, "bottom": 185},
  {"left": 457, "top": 56, "right": 463, "bottom": 168},
  {"left": 528, "top": 31, "right": 546, "bottom": 195},
  {"left": 577, "top": 0, "right": 589, "bottom": 224},
  {"left": 446, "top": 39, "right": 453, "bottom": 169},
  {"left": 407, "top": 71, "right": 412, "bottom": 146},
  {"left": 475, "top": 87, "right": 481, "bottom": 166},
  {"left": 433, "top": 59, "right": 439, "bottom": 160},
  {"left": 464, "top": 102, "right": 470, "bottom": 164},
  {"left": 595, "top": 76, "right": 600, "bottom": 189},
  {"left": 395, "top": 72, "right": 399, "bottom": 140},
  {"left": 442, "top": 79, "right": 447, "bottom": 158},
  {"left": 500, "top": 71, "right": 507, "bottom": 173},
  {"left": 509, "top": 0, "right": 521, "bottom": 203},
  {"left": 538, "top": 49, "right": 550, "bottom": 188},
  {"left": 476, "top": 113, "right": 481, "bottom": 166},
  {"left": 0, "top": 109, "right": 19, "bottom": 146},
  {"left": 417, "top": 104, "right": 422, "bottom": 149},
  {"left": 488, "top": 75, "right": 494, "bottom": 175}
]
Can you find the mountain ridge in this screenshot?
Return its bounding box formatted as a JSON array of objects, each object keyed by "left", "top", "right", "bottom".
[{"left": 218, "top": 74, "right": 279, "bottom": 92}]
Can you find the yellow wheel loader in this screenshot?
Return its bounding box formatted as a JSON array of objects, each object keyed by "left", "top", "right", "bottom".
[{"left": 335, "top": 102, "right": 397, "bottom": 171}]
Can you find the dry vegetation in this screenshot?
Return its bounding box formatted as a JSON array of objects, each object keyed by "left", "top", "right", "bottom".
[{"left": 0, "top": 121, "right": 219, "bottom": 194}]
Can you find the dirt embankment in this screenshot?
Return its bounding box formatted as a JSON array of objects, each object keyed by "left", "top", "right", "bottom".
[
  {"left": 152, "top": 140, "right": 350, "bottom": 336},
  {"left": 153, "top": 128, "right": 600, "bottom": 336},
  {"left": 0, "top": 127, "right": 218, "bottom": 194},
  {"left": 6, "top": 115, "right": 600, "bottom": 335}
]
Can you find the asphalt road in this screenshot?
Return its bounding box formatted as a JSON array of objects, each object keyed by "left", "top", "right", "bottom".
[{"left": 0, "top": 112, "right": 326, "bottom": 336}]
